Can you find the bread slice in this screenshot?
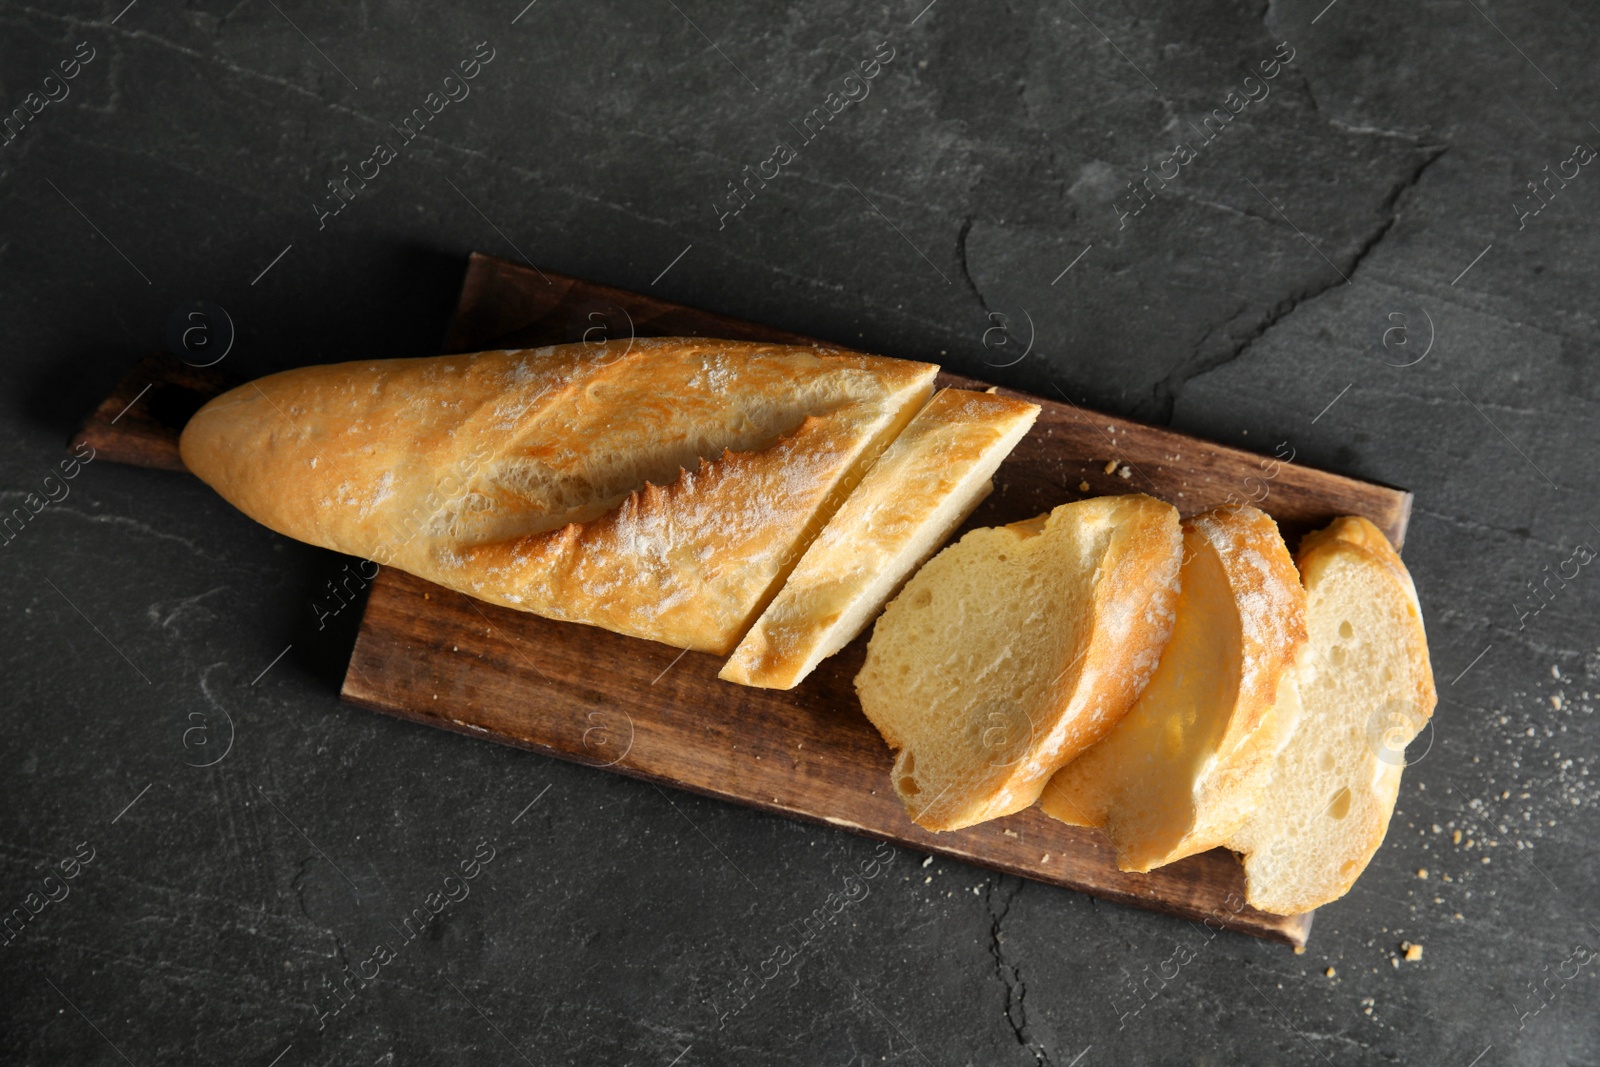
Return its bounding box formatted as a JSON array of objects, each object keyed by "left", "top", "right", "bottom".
[
  {"left": 854, "top": 494, "right": 1182, "bottom": 832},
  {"left": 179, "top": 339, "right": 938, "bottom": 654},
  {"left": 1226, "top": 515, "right": 1437, "bottom": 915},
  {"left": 720, "top": 389, "right": 1040, "bottom": 689},
  {"left": 1039, "top": 505, "right": 1307, "bottom": 871}
]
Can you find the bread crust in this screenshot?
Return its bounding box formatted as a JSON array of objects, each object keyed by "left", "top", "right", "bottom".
[
  {"left": 1180, "top": 506, "right": 1310, "bottom": 851},
  {"left": 179, "top": 339, "right": 938, "bottom": 653},
  {"left": 720, "top": 388, "right": 1040, "bottom": 688},
  {"left": 1039, "top": 505, "right": 1307, "bottom": 870},
  {"left": 855, "top": 494, "right": 1183, "bottom": 832},
  {"left": 1228, "top": 515, "right": 1437, "bottom": 914}
]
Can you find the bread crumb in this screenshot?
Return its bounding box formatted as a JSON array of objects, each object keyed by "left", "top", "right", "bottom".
[
  {"left": 1551, "top": 694, "right": 1563, "bottom": 709},
  {"left": 1117, "top": 465, "right": 1132, "bottom": 480},
  {"left": 1416, "top": 868, "right": 1428, "bottom": 879},
  {"left": 1002, "top": 829, "right": 1019, "bottom": 838},
  {"left": 1390, "top": 958, "right": 1400, "bottom": 969},
  {"left": 1041, "top": 853, "right": 1050, "bottom": 863},
  {"left": 1103, "top": 459, "right": 1118, "bottom": 474},
  {"left": 1293, "top": 945, "right": 1305, "bottom": 955},
  {"left": 1325, "top": 967, "right": 1336, "bottom": 977},
  {"left": 1403, "top": 943, "right": 1423, "bottom": 962},
  {"left": 924, "top": 876, "right": 932, "bottom": 884},
  {"left": 922, "top": 856, "right": 933, "bottom": 868},
  {"left": 1452, "top": 829, "right": 1463, "bottom": 844},
  {"left": 1078, "top": 480, "right": 1090, "bottom": 492}
]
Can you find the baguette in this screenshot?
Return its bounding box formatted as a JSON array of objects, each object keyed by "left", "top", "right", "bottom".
[
  {"left": 179, "top": 340, "right": 938, "bottom": 654},
  {"left": 854, "top": 494, "right": 1182, "bottom": 831},
  {"left": 720, "top": 388, "right": 1039, "bottom": 689},
  {"left": 1226, "top": 516, "right": 1437, "bottom": 914},
  {"left": 1040, "top": 505, "right": 1307, "bottom": 871}
]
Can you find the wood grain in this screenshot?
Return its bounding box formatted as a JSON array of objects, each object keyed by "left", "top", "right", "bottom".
[
  {"left": 73, "top": 251, "right": 1420, "bottom": 945},
  {"left": 344, "top": 567, "right": 1310, "bottom": 944}
]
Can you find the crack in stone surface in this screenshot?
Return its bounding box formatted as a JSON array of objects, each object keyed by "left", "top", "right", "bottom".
[
  {"left": 956, "top": 214, "right": 993, "bottom": 316},
  {"left": 1148, "top": 142, "right": 1449, "bottom": 423},
  {"left": 985, "top": 879, "right": 1052, "bottom": 1066}
]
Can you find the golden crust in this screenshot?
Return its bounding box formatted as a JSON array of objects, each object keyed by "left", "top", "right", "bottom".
[
  {"left": 719, "top": 388, "right": 1039, "bottom": 687},
  {"left": 1052, "top": 496, "right": 1188, "bottom": 760},
  {"left": 1163, "top": 507, "right": 1307, "bottom": 860},
  {"left": 1190, "top": 510, "right": 1308, "bottom": 759},
  {"left": 968, "top": 495, "right": 1184, "bottom": 829},
  {"left": 1038, "top": 505, "right": 1307, "bottom": 870},
  {"left": 1300, "top": 515, "right": 1426, "bottom": 618},
  {"left": 1231, "top": 518, "right": 1438, "bottom": 915},
  {"left": 179, "top": 339, "right": 938, "bottom": 653},
  {"left": 856, "top": 494, "right": 1183, "bottom": 832}
]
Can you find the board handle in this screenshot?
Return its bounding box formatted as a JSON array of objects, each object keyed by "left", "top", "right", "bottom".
[{"left": 72, "top": 352, "right": 236, "bottom": 472}]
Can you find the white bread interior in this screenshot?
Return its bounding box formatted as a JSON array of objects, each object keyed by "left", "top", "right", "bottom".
[
  {"left": 1040, "top": 505, "right": 1307, "bottom": 872},
  {"left": 1226, "top": 516, "right": 1437, "bottom": 915},
  {"left": 720, "top": 388, "right": 1040, "bottom": 690},
  {"left": 854, "top": 494, "right": 1182, "bottom": 832},
  {"left": 178, "top": 339, "right": 938, "bottom": 654}
]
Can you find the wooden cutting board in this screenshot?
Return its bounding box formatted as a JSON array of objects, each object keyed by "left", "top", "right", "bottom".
[{"left": 75, "top": 253, "right": 1415, "bottom": 946}]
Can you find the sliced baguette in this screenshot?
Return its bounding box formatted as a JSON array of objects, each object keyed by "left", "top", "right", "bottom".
[
  {"left": 1226, "top": 515, "right": 1437, "bottom": 915},
  {"left": 854, "top": 494, "right": 1183, "bottom": 832},
  {"left": 178, "top": 340, "right": 938, "bottom": 654},
  {"left": 1040, "top": 505, "right": 1307, "bottom": 872},
  {"left": 720, "top": 388, "right": 1040, "bottom": 689}
]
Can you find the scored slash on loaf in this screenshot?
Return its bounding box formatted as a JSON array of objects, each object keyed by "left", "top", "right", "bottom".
[
  {"left": 179, "top": 339, "right": 975, "bottom": 658},
  {"left": 178, "top": 340, "right": 1041, "bottom": 678},
  {"left": 720, "top": 387, "right": 1040, "bottom": 689}
]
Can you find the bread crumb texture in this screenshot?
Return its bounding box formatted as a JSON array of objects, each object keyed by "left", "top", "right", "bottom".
[
  {"left": 1227, "top": 516, "right": 1438, "bottom": 915},
  {"left": 855, "top": 494, "right": 1181, "bottom": 831}
]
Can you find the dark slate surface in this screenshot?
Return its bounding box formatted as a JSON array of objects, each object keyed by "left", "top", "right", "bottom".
[{"left": 2, "top": 1, "right": 1596, "bottom": 1063}]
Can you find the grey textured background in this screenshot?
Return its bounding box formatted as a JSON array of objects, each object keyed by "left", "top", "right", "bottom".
[{"left": 2, "top": 1, "right": 1597, "bottom": 1064}]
